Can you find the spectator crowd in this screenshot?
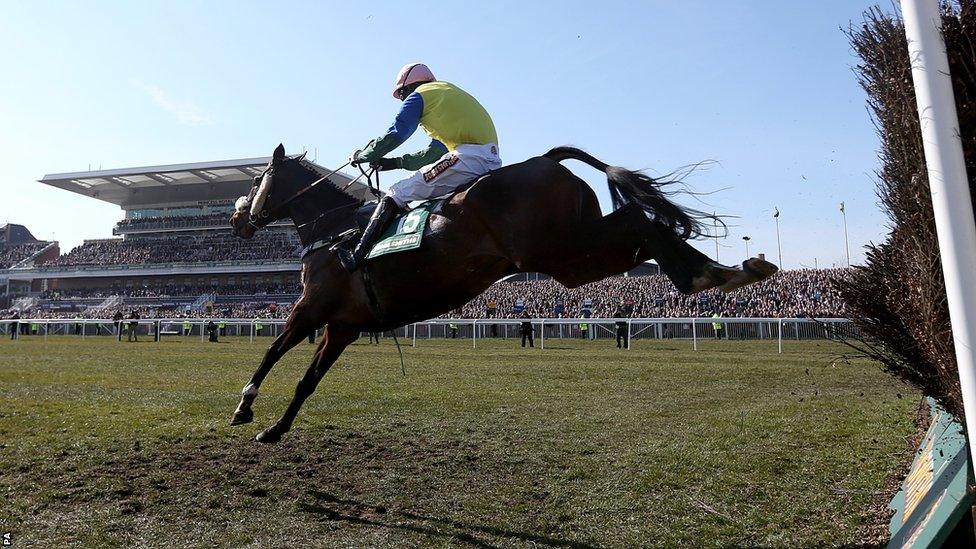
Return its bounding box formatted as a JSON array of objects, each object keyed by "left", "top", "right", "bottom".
[
  {"left": 10, "top": 269, "right": 851, "bottom": 321},
  {"left": 48, "top": 231, "right": 301, "bottom": 267},
  {"left": 39, "top": 281, "right": 301, "bottom": 300},
  {"left": 115, "top": 212, "right": 230, "bottom": 233},
  {"left": 445, "top": 269, "right": 850, "bottom": 319},
  {"left": 0, "top": 242, "right": 49, "bottom": 269}
]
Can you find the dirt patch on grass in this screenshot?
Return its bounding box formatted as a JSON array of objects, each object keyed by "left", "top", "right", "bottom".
[{"left": 4, "top": 427, "right": 594, "bottom": 547}]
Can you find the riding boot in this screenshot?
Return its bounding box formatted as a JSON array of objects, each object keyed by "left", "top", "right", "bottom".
[{"left": 337, "top": 196, "right": 401, "bottom": 272}]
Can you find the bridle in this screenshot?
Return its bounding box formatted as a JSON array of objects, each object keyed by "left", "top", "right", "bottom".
[{"left": 242, "top": 156, "right": 382, "bottom": 231}]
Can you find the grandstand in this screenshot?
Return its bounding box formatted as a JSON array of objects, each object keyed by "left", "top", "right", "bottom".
[
  {"left": 3, "top": 156, "right": 366, "bottom": 316},
  {"left": 1, "top": 224, "right": 59, "bottom": 307}
]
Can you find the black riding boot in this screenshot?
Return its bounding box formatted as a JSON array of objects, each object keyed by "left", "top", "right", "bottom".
[{"left": 337, "top": 196, "right": 401, "bottom": 272}]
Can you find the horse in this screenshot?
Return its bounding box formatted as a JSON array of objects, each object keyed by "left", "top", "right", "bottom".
[{"left": 229, "top": 143, "right": 777, "bottom": 443}]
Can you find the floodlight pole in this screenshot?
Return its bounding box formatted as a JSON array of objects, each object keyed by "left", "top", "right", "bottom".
[
  {"left": 713, "top": 212, "right": 720, "bottom": 262},
  {"left": 773, "top": 208, "right": 783, "bottom": 267},
  {"left": 903, "top": 0, "right": 976, "bottom": 450},
  {"left": 840, "top": 202, "right": 850, "bottom": 267}
]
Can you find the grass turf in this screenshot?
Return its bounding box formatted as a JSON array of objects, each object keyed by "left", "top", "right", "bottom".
[{"left": 0, "top": 336, "right": 917, "bottom": 547}]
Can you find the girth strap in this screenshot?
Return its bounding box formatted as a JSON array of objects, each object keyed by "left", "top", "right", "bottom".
[{"left": 361, "top": 262, "right": 385, "bottom": 326}]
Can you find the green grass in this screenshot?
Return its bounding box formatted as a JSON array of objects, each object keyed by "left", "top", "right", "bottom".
[{"left": 0, "top": 336, "right": 917, "bottom": 547}]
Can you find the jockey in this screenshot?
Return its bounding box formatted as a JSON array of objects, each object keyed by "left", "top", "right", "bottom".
[{"left": 339, "top": 63, "right": 501, "bottom": 272}]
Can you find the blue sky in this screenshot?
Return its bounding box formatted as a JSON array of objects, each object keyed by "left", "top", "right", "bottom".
[{"left": 1, "top": 1, "right": 889, "bottom": 269}]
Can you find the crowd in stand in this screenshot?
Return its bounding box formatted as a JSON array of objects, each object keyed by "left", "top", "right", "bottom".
[
  {"left": 445, "top": 269, "right": 850, "bottom": 319},
  {"left": 48, "top": 231, "right": 301, "bottom": 267},
  {"left": 115, "top": 212, "right": 229, "bottom": 233},
  {"left": 9, "top": 269, "right": 851, "bottom": 321},
  {"left": 40, "top": 282, "right": 301, "bottom": 300},
  {"left": 8, "top": 303, "right": 290, "bottom": 321},
  {"left": 0, "top": 242, "right": 48, "bottom": 269}
]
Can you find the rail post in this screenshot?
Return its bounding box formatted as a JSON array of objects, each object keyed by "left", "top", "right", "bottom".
[
  {"left": 778, "top": 318, "right": 783, "bottom": 354},
  {"left": 540, "top": 320, "right": 545, "bottom": 350},
  {"left": 627, "top": 318, "right": 632, "bottom": 350},
  {"left": 691, "top": 318, "right": 698, "bottom": 351}
]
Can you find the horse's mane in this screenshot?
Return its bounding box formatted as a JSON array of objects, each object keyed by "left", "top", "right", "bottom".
[{"left": 291, "top": 157, "right": 361, "bottom": 203}]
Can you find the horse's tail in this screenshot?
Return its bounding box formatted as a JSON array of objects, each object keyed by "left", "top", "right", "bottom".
[{"left": 543, "top": 146, "right": 715, "bottom": 240}]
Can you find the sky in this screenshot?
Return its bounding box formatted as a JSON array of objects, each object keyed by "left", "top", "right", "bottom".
[{"left": 0, "top": 1, "right": 892, "bottom": 269}]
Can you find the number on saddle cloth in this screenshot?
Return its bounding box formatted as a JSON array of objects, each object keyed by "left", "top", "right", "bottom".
[{"left": 365, "top": 201, "right": 437, "bottom": 259}]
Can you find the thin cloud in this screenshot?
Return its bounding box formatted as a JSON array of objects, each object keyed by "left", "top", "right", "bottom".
[{"left": 132, "top": 80, "right": 212, "bottom": 126}]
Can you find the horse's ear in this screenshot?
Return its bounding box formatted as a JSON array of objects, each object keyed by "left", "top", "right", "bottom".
[
  {"left": 295, "top": 151, "right": 308, "bottom": 162},
  {"left": 273, "top": 143, "right": 286, "bottom": 162}
]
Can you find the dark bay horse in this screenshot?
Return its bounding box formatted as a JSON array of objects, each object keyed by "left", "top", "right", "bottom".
[{"left": 229, "top": 144, "right": 777, "bottom": 443}]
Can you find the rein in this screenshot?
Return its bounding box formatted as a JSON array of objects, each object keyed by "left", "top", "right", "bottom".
[
  {"left": 272, "top": 160, "right": 381, "bottom": 216},
  {"left": 274, "top": 160, "right": 353, "bottom": 211},
  {"left": 246, "top": 147, "right": 387, "bottom": 234}
]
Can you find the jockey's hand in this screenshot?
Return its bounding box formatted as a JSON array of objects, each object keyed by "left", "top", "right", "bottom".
[
  {"left": 370, "top": 157, "right": 401, "bottom": 171},
  {"left": 349, "top": 150, "right": 366, "bottom": 166},
  {"left": 349, "top": 139, "right": 377, "bottom": 166}
]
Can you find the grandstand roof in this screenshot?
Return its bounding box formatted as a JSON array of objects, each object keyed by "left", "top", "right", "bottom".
[
  {"left": 1, "top": 224, "right": 40, "bottom": 247},
  {"left": 39, "top": 157, "right": 369, "bottom": 208}
]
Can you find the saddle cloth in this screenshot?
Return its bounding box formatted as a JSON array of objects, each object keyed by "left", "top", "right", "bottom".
[{"left": 365, "top": 201, "right": 437, "bottom": 259}]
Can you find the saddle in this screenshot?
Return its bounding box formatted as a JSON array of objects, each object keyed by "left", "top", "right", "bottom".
[
  {"left": 301, "top": 174, "right": 489, "bottom": 260},
  {"left": 355, "top": 174, "right": 485, "bottom": 229}
]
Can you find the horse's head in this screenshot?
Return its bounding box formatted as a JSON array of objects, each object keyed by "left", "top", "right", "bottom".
[{"left": 231, "top": 143, "right": 305, "bottom": 239}]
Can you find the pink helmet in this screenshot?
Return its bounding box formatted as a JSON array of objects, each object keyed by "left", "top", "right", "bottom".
[{"left": 393, "top": 63, "right": 435, "bottom": 99}]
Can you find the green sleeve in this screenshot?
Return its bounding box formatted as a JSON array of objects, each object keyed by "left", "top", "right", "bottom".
[
  {"left": 400, "top": 141, "right": 449, "bottom": 171},
  {"left": 358, "top": 133, "right": 401, "bottom": 163}
]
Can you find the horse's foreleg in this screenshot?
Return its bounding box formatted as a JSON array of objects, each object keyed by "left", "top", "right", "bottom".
[
  {"left": 231, "top": 306, "right": 318, "bottom": 426},
  {"left": 255, "top": 325, "right": 359, "bottom": 444}
]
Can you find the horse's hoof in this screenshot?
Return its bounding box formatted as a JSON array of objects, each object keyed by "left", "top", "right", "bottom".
[
  {"left": 718, "top": 258, "right": 779, "bottom": 293},
  {"left": 689, "top": 263, "right": 738, "bottom": 294},
  {"left": 230, "top": 409, "right": 253, "bottom": 426},
  {"left": 255, "top": 427, "right": 282, "bottom": 444}
]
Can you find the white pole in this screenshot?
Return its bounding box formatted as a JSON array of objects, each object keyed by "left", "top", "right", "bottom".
[
  {"left": 778, "top": 318, "right": 783, "bottom": 354},
  {"left": 627, "top": 318, "right": 632, "bottom": 350},
  {"left": 903, "top": 0, "right": 976, "bottom": 447},
  {"left": 713, "top": 212, "right": 720, "bottom": 261},
  {"left": 691, "top": 318, "right": 698, "bottom": 351},
  {"left": 774, "top": 209, "right": 783, "bottom": 268},
  {"left": 840, "top": 202, "right": 851, "bottom": 267}
]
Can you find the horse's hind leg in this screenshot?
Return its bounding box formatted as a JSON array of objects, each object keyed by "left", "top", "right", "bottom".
[
  {"left": 255, "top": 325, "right": 358, "bottom": 444},
  {"left": 547, "top": 204, "right": 775, "bottom": 294},
  {"left": 230, "top": 303, "right": 319, "bottom": 426},
  {"left": 541, "top": 205, "right": 651, "bottom": 288},
  {"left": 641, "top": 222, "right": 779, "bottom": 294}
]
